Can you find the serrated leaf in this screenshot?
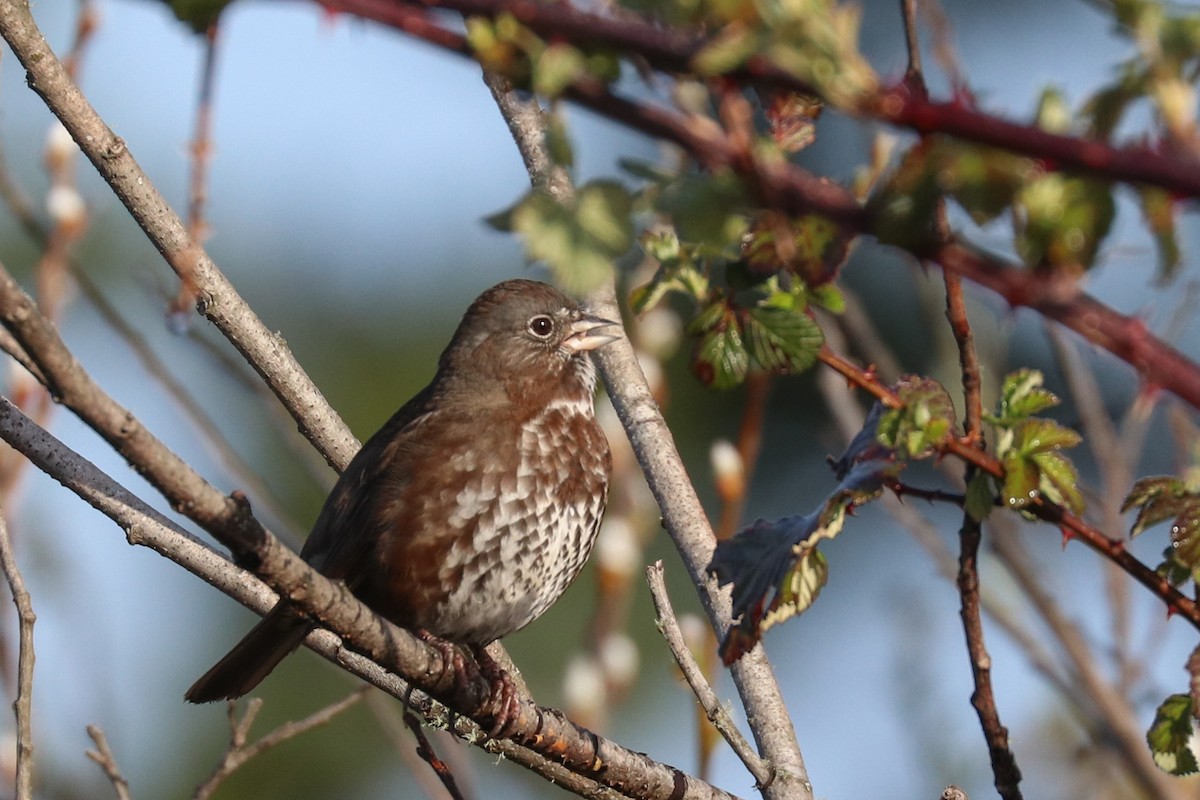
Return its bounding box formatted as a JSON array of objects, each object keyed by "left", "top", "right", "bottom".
[
  {"left": 742, "top": 306, "right": 823, "bottom": 376},
  {"left": 693, "top": 317, "right": 749, "bottom": 389},
  {"left": 1147, "top": 694, "right": 1200, "bottom": 776},
  {"left": 990, "top": 368, "right": 1060, "bottom": 428},
  {"left": 743, "top": 213, "right": 853, "bottom": 286},
  {"left": 938, "top": 143, "right": 1032, "bottom": 226},
  {"left": 545, "top": 111, "right": 574, "bottom": 168},
  {"left": 630, "top": 231, "right": 709, "bottom": 315},
  {"left": 1001, "top": 453, "right": 1041, "bottom": 511},
  {"left": 812, "top": 283, "right": 845, "bottom": 312},
  {"left": 1011, "top": 418, "right": 1082, "bottom": 456},
  {"left": 1123, "top": 476, "right": 1191, "bottom": 534},
  {"left": 1034, "top": 450, "right": 1084, "bottom": 514},
  {"left": 658, "top": 172, "right": 749, "bottom": 255},
  {"left": 765, "top": 92, "right": 822, "bottom": 153},
  {"left": 999, "top": 418, "right": 1083, "bottom": 513}
]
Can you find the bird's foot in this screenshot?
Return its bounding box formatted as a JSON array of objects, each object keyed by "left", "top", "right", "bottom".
[
  {"left": 471, "top": 644, "right": 522, "bottom": 739},
  {"left": 416, "top": 632, "right": 520, "bottom": 739}
]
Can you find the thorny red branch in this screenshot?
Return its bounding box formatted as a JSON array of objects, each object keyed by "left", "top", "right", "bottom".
[
  {"left": 322, "top": 0, "right": 1200, "bottom": 416},
  {"left": 818, "top": 346, "right": 1200, "bottom": 631},
  {"left": 325, "top": 0, "right": 1200, "bottom": 197}
]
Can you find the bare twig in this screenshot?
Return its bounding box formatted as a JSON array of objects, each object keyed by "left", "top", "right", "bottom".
[
  {"left": 0, "top": 507, "right": 34, "bottom": 800},
  {"left": 404, "top": 710, "right": 467, "bottom": 800},
  {"left": 907, "top": 0, "right": 1020, "bottom": 780},
  {"left": 194, "top": 689, "right": 369, "bottom": 799},
  {"left": 174, "top": 21, "right": 222, "bottom": 317},
  {"left": 85, "top": 725, "right": 132, "bottom": 800},
  {"left": 0, "top": 0, "right": 360, "bottom": 470},
  {"left": 646, "top": 561, "right": 771, "bottom": 788}
]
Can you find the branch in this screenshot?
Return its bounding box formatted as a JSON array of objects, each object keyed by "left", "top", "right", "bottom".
[
  {"left": 317, "top": 2, "right": 1200, "bottom": 418},
  {"left": 0, "top": 0, "right": 359, "bottom": 471},
  {"left": 85, "top": 725, "right": 132, "bottom": 800},
  {"left": 194, "top": 689, "right": 369, "bottom": 799},
  {"left": 0, "top": 397, "right": 738, "bottom": 800},
  {"left": 0, "top": 507, "right": 34, "bottom": 800},
  {"left": 646, "top": 561, "right": 771, "bottom": 788},
  {"left": 816, "top": 344, "right": 1200, "bottom": 629},
  {"left": 327, "top": 0, "right": 1200, "bottom": 197},
  {"left": 481, "top": 69, "right": 810, "bottom": 798}
]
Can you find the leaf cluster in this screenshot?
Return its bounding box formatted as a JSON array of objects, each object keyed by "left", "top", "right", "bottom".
[{"left": 983, "top": 369, "right": 1083, "bottom": 516}]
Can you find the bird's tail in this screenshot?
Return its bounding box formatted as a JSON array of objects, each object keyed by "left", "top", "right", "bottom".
[{"left": 185, "top": 605, "right": 313, "bottom": 703}]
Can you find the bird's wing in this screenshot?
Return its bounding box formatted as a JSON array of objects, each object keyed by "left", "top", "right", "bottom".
[{"left": 297, "top": 385, "right": 439, "bottom": 581}]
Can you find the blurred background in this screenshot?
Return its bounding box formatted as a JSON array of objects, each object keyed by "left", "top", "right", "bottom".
[{"left": 0, "top": 0, "right": 1198, "bottom": 797}]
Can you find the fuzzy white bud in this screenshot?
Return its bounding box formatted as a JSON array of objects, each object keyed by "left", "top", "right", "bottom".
[{"left": 710, "top": 439, "right": 744, "bottom": 503}]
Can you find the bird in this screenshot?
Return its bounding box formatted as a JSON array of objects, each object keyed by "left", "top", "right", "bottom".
[{"left": 186, "top": 279, "right": 618, "bottom": 707}]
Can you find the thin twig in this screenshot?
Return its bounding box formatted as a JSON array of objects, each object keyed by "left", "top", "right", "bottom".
[
  {"left": 85, "top": 725, "right": 132, "bottom": 800},
  {"left": 0, "top": 0, "right": 361, "bottom": 470},
  {"left": 368, "top": 691, "right": 478, "bottom": 799},
  {"left": 0, "top": 507, "right": 34, "bottom": 800},
  {"left": 404, "top": 710, "right": 467, "bottom": 800},
  {"left": 174, "top": 21, "right": 222, "bottom": 317},
  {"left": 646, "top": 561, "right": 772, "bottom": 788},
  {"left": 194, "top": 688, "right": 369, "bottom": 800}
]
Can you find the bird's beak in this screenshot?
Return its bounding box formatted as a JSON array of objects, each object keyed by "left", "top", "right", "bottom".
[{"left": 564, "top": 314, "right": 622, "bottom": 353}]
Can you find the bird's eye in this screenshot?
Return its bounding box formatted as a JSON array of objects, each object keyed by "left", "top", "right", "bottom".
[{"left": 527, "top": 315, "right": 555, "bottom": 339}]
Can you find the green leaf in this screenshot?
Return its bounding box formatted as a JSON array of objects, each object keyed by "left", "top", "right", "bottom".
[
  {"left": 658, "top": 172, "right": 749, "bottom": 254},
  {"left": 876, "top": 376, "right": 958, "bottom": 460},
  {"left": 1147, "top": 693, "right": 1199, "bottom": 776},
  {"left": 965, "top": 471, "right": 996, "bottom": 523},
  {"left": 533, "top": 43, "right": 586, "bottom": 98},
  {"left": 1124, "top": 476, "right": 1200, "bottom": 585},
  {"left": 989, "top": 368, "right": 1060, "bottom": 427},
  {"left": 1138, "top": 187, "right": 1182, "bottom": 282},
  {"left": 692, "top": 306, "right": 749, "bottom": 389},
  {"left": 1034, "top": 451, "right": 1084, "bottom": 514},
  {"left": 1001, "top": 454, "right": 1040, "bottom": 511},
  {"left": 544, "top": 112, "right": 574, "bottom": 168},
  {"left": 692, "top": 20, "right": 760, "bottom": 75},
  {"left": 811, "top": 283, "right": 845, "bottom": 312},
  {"left": 742, "top": 306, "right": 823, "bottom": 376},
  {"left": 491, "top": 180, "right": 632, "bottom": 293},
  {"left": 938, "top": 143, "right": 1033, "bottom": 226},
  {"left": 765, "top": 92, "right": 822, "bottom": 154},
  {"left": 164, "top": 0, "right": 233, "bottom": 31},
  {"left": 1123, "top": 476, "right": 1192, "bottom": 535},
  {"left": 743, "top": 213, "right": 853, "bottom": 286},
  {"left": 1015, "top": 174, "right": 1116, "bottom": 270},
  {"left": 1082, "top": 60, "right": 1147, "bottom": 138},
  {"left": 999, "top": 419, "right": 1083, "bottom": 513}
]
